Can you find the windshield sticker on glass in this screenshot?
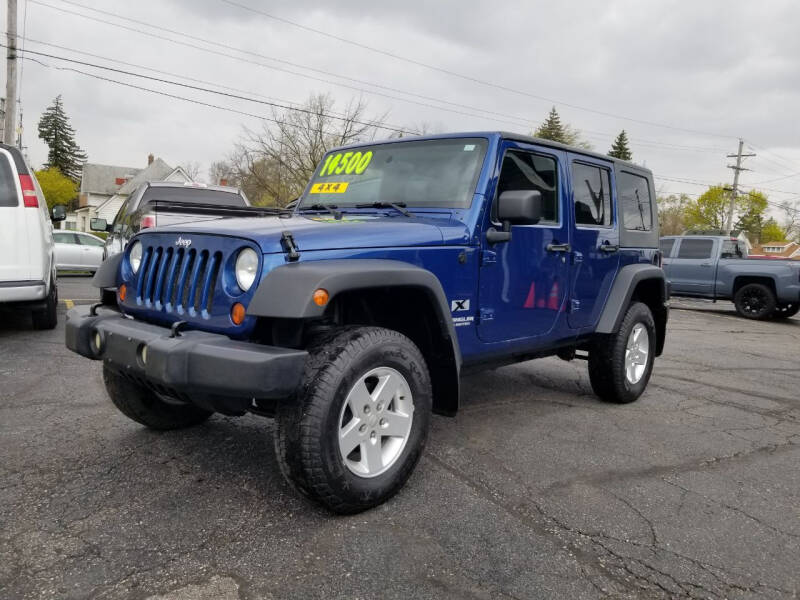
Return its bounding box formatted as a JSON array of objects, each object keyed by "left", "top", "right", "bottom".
[
  {"left": 463, "top": 144, "right": 476, "bottom": 151},
  {"left": 310, "top": 182, "right": 349, "bottom": 194},
  {"left": 319, "top": 151, "right": 373, "bottom": 177}
]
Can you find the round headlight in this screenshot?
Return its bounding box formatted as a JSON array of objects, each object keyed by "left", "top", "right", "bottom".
[
  {"left": 129, "top": 241, "right": 143, "bottom": 274},
  {"left": 235, "top": 248, "right": 259, "bottom": 292}
]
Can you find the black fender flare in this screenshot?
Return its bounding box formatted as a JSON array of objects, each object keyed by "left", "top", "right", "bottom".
[
  {"left": 596, "top": 264, "right": 668, "bottom": 354},
  {"left": 249, "top": 259, "right": 462, "bottom": 414},
  {"left": 92, "top": 253, "right": 123, "bottom": 289}
]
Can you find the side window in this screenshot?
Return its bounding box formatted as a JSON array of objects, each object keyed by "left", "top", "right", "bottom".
[
  {"left": 659, "top": 238, "right": 675, "bottom": 256},
  {"left": 0, "top": 156, "right": 18, "bottom": 207},
  {"left": 54, "top": 232, "right": 77, "bottom": 244},
  {"left": 571, "top": 163, "right": 612, "bottom": 227},
  {"left": 677, "top": 239, "right": 714, "bottom": 259},
  {"left": 78, "top": 235, "right": 105, "bottom": 247},
  {"left": 112, "top": 197, "right": 131, "bottom": 233},
  {"left": 618, "top": 171, "right": 652, "bottom": 231},
  {"left": 495, "top": 150, "right": 559, "bottom": 224}
]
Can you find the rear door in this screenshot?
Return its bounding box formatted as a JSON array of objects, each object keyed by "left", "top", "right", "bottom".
[
  {"left": 669, "top": 237, "right": 717, "bottom": 295},
  {"left": 76, "top": 233, "right": 105, "bottom": 269},
  {"left": 566, "top": 155, "right": 620, "bottom": 329},
  {"left": 54, "top": 232, "right": 82, "bottom": 269},
  {"left": 0, "top": 149, "right": 26, "bottom": 281}
]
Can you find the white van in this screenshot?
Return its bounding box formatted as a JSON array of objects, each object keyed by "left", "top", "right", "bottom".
[{"left": 0, "top": 143, "right": 65, "bottom": 329}]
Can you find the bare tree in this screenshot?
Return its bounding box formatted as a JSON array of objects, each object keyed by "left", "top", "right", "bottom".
[
  {"left": 208, "top": 160, "right": 234, "bottom": 186},
  {"left": 180, "top": 161, "right": 201, "bottom": 181},
  {"left": 778, "top": 200, "right": 800, "bottom": 242},
  {"left": 233, "top": 93, "right": 388, "bottom": 206}
]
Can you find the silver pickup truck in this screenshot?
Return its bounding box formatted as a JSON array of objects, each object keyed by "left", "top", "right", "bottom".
[{"left": 661, "top": 235, "right": 800, "bottom": 319}]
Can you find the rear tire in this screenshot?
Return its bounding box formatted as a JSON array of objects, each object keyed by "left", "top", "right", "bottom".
[
  {"left": 733, "top": 283, "right": 776, "bottom": 320},
  {"left": 772, "top": 303, "right": 799, "bottom": 319},
  {"left": 32, "top": 278, "right": 58, "bottom": 330},
  {"left": 275, "top": 326, "right": 432, "bottom": 514},
  {"left": 102, "top": 366, "right": 213, "bottom": 430},
  {"left": 588, "top": 302, "right": 656, "bottom": 404}
]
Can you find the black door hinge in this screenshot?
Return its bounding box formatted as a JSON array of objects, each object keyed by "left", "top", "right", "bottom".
[{"left": 281, "top": 231, "right": 300, "bottom": 261}]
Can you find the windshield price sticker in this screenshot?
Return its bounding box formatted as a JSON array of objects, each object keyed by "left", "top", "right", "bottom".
[
  {"left": 310, "top": 182, "right": 349, "bottom": 194},
  {"left": 319, "top": 151, "right": 373, "bottom": 177}
]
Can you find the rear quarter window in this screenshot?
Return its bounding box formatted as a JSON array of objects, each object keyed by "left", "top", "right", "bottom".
[
  {"left": 0, "top": 156, "right": 18, "bottom": 207},
  {"left": 619, "top": 171, "right": 653, "bottom": 231}
]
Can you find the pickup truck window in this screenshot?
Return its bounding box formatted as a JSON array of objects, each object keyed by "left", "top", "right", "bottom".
[
  {"left": 300, "top": 138, "right": 488, "bottom": 209},
  {"left": 660, "top": 238, "right": 675, "bottom": 256},
  {"left": 720, "top": 240, "right": 745, "bottom": 258},
  {"left": 619, "top": 171, "right": 652, "bottom": 231},
  {"left": 572, "top": 163, "right": 611, "bottom": 227},
  {"left": 495, "top": 150, "right": 559, "bottom": 224},
  {"left": 677, "top": 238, "right": 713, "bottom": 259}
]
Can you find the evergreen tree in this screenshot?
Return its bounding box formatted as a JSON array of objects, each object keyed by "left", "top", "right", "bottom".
[
  {"left": 37, "top": 95, "right": 87, "bottom": 182},
  {"left": 534, "top": 107, "right": 567, "bottom": 143},
  {"left": 608, "top": 130, "right": 633, "bottom": 161}
]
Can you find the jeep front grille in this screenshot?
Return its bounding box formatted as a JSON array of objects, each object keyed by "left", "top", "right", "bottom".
[{"left": 136, "top": 245, "right": 222, "bottom": 318}]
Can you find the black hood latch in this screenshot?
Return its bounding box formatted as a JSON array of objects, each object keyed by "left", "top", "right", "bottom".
[{"left": 281, "top": 230, "right": 300, "bottom": 262}]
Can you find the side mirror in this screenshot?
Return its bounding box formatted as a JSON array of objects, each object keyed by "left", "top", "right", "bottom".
[
  {"left": 90, "top": 218, "right": 109, "bottom": 232},
  {"left": 486, "top": 190, "right": 542, "bottom": 244},
  {"left": 51, "top": 204, "right": 66, "bottom": 221}
]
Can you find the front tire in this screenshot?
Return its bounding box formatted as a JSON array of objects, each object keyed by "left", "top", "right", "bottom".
[
  {"left": 32, "top": 277, "right": 58, "bottom": 330},
  {"left": 733, "top": 283, "right": 776, "bottom": 320},
  {"left": 102, "top": 366, "right": 213, "bottom": 430},
  {"left": 275, "top": 327, "right": 432, "bottom": 514},
  {"left": 588, "top": 302, "right": 656, "bottom": 404}
]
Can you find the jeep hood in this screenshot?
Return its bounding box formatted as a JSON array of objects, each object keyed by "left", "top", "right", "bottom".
[{"left": 153, "top": 213, "right": 470, "bottom": 252}]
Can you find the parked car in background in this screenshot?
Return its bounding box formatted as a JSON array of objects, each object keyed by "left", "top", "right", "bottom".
[
  {"left": 0, "top": 143, "right": 64, "bottom": 329},
  {"left": 91, "top": 181, "right": 250, "bottom": 303},
  {"left": 661, "top": 234, "right": 800, "bottom": 319},
  {"left": 54, "top": 231, "right": 106, "bottom": 273}
]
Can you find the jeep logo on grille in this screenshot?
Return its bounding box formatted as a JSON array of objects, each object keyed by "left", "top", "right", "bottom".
[{"left": 175, "top": 237, "right": 192, "bottom": 248}]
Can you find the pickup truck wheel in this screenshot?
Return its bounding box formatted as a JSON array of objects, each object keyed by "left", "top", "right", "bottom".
[
  {"left": 31, "top": 277, "right": 58, "bottom": 330},
  {"left": 588, "top": 301, "right": 656, "bottom": 404},
  {"left": 275, "top": 326, "right": 432, "bottom": 514},
  {"left": 771, "top": 303, "right": 799, "bottom": 319},
  {"left": 102, "top": 366, "right": 213, "bottom": 430},
  {"left": 733, "top": 283, "right": 776, "bottom": 320}
]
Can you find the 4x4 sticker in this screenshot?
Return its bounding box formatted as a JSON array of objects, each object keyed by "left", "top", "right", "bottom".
[{"left": 310, "top": 182, "right": 349, "bottom": 194}]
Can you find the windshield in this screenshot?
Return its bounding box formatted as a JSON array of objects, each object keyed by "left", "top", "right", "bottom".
[{"left": 298, "top": 137, "right": 488, "bottom": 209}]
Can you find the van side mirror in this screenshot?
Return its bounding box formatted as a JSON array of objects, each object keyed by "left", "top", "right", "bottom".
[
  {"left": 486, "top": 190, "right": 542, "bottom": 244},
  {"left": 51, "top": 204, "right": 66, "bottom": 221},
  {"left": 90, "top": 218, "right": 109, "bottom": 232}
]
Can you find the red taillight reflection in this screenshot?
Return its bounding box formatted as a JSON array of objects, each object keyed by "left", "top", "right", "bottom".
[
  {"left": 140, "top": 215, "right": 156, "bottom": 229},
  {"left": 19, "top": 175, "right": 38, "bottom": 207}
]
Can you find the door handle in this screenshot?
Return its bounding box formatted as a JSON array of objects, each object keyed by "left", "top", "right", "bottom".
[
  {"left": 700, "top": 262, "right": 712, "bottom": 267},
  {"left": 599, "top": 244, "right": 618, "bottom": 253},
  {"left": 546, "top": 243, "right": 571, "bottom": 253}
]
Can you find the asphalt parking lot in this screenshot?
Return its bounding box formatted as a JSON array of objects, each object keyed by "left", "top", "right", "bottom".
[{"left": 2, "top": 275, "right": 798, "bottom": 600}]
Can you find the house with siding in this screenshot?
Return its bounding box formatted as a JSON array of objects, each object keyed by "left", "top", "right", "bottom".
[{"left": 749, "top": 241, "right": 800, "bottom": 260}]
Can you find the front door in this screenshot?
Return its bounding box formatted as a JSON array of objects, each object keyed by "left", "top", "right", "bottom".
[
  {"left": 478, "top": 142, "right": 570, "bottom": 342},
  {"left": 566, "top": 155, "right": 621, "bottom": 329}
]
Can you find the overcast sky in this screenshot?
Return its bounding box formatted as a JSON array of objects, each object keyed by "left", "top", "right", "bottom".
[{"left": 5, "top": 0, "right": 800, "bottom": 215}]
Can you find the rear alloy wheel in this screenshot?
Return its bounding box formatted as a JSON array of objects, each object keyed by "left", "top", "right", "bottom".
[
  {"left": 588, "top": 301, "right": 656, "bottom": 404},
  {"left": 733, "top": 283, "right": 776, "bottom": 320},
  {"left": 772, "top": 303, "right": 800, "bottom": 319},
  {"left": 275, "top": 326, "right": 431, "bottom": 514}
]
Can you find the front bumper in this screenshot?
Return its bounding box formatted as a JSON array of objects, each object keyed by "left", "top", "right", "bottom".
[{"left": 65, "top": 305, "right": 307, "bottom": 412}]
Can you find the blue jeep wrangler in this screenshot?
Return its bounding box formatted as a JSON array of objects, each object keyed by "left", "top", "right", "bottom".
[{"left": 66, "top": 132, "right": 668, "bottom": 513}]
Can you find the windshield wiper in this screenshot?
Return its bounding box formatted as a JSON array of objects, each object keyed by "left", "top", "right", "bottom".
[
  {"left": 301, "top": 203, "right": 342, "bottom": 220},
  {"left": 355, "top": 201, "right": 413, "bottom": 217}
]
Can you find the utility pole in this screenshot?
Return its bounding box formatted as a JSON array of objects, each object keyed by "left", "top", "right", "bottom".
[
  {"left": 725, "top": 139, "right": 756, "bottom": 235},
  {"left": 4, "top": 0, "right": 17, "bottom": 145}
]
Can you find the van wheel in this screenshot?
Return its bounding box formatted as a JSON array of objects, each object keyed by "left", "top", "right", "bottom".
[
  {"left": 734, "top": 283, "right": 776, "bottom": 320},
  {"left": 32, "top": 278, "right": 58, "bottom": 330},
  {"left": 588, "top": 302, "right": 656, "bottom": 404},
  {"left": 275, "top": 327, "right": 431, "bottom": 514},
  {"left": 771, "top": 303, "right": 799, "bottom": 319},
  {"left": 100, "top": 288, "right": 117, "bottom": 305},
  {"left": 102, "top": 366, "right": 213, "bottom": 430}
]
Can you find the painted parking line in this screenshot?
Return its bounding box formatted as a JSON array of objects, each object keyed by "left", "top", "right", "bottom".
[{"left": 63, "top": 299, "right": 74, "bottom": 309}]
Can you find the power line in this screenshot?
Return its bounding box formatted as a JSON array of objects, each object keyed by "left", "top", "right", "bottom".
[
  {"left": 218, "top": 0, "right": 739, "bottom": 140},
  {"left": 30, "top": 0, "right": 539, "bottom": 130},
  {"left": 6, "top": 43, "right": 415, "bottom": 135}
]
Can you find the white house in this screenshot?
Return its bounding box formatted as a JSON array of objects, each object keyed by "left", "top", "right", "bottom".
[{"left": 71, "top": 154, "right": 191, "bottom": 232}]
